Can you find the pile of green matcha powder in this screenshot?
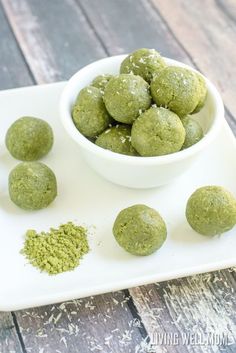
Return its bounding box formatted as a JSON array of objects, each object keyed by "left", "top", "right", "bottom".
[{"left": 21, "top": 222, "right": 89, "bottom": 275}]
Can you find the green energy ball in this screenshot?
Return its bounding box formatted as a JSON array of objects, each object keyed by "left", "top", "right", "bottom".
[
  {"left": 150, "top": 66, "right": 200, "bottom": 117},
  {"left": 9, "top": 162, "right": 57, "bottom": 210},
  {"left": 95, "top": 125, "right": 138, "bottom": 156},
  {"left": 131, "top": 107, "right": 185, "bottom": 156},
  {"left": 192, "top": 74, "right": 207, "bottom": 114},
  {"left": 72, "top": 86, "right": 112, "bottom": 138},
  {"left": 91, "top": 74, "right": 113, "bottom": 93},
  {"left": 181, "top": 116, "right": 203, "bottom": 149},
  {"left": 5, "top": 116, "right": 53, "bottom": 161},
  {"left": 103, "top": 74, "right": 151, "bottom": 124},
  {"left": 120, "top": 48, "right": 166, "bottom": 83},
  {"left": 186, "top": 186, "right": 236, "bottom": 236},
  {"left": 113, "top": 204, "right": 167, "bottom": 256}
]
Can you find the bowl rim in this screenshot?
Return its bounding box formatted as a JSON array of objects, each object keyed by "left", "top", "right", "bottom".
[{"left": 60, "top": 54, "right": 224, "bottom": 166}]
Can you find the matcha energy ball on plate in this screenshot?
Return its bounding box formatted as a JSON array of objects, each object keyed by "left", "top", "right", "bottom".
[
  {"left": 72, "top": 86, "right": 112, "bottom": 138},
  {"left": 9, "top": 162, "right": 57, "bottom": 210},
  {"left": 113, "top": 204, "right": 167, "bottom": 256},
  {"left": 131, "top": 107, "right": 185, "bottom": 156},
  {"left": 5, "top": 116, "right": 53, "bottom": 161},
  {"left": 181, "top": 116, "right": 203, "bottom": 149},
  {"left": 191, "top": 73, "right": 207, "bottom": 114},
  {"left": 150, "top": 66, "right": 200, "bottom": 117},
  {"left": 95, "top": 125, "right": 138, "bottom": 156},
  {"left": 103, "top": 74, "right": 151, "bottom": 124},
  {"left": 186, "top": 186, "right": 236, "bottom": 236},
  {"left": 120, "top": 48, "right": 166, "bottom": 83},
  {"left": 91, "top": 74, "right": 113, "bottom": 93}
]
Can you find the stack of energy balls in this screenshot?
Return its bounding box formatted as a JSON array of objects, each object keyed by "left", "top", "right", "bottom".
[
  {"left": 5, "top": 117, "right": 57, "bottom": 210},
  {"left": 72, "top": 48, "right": 206, "bottom": 157}
]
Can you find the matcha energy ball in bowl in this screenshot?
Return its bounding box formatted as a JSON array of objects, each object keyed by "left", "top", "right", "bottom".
[
  {"left": 60, "top": 54, "right": 223, "bottom": 188},
  {"left": 6, "top": 116, "right": 53, "bottom": 161},
  {"left": 191, "top": 73, "right": 207, "bottom": 114},
  {"left": 72, "top": 86, "right": 112, "bottom": 138},
  {"left": 181, "top": 116, "right": 204, "bottom": 150},
  {"left": 151, "top": 66, "right": 201, "bottom": 117},
  {"left": 96, "top": 125, "right": 138, "bottom": 156},
  {"left": 103, "top": 74, "right": 151, "bottom": 124},
  {"left": 91, "top": 74, "right": 113, "bottom": 93},
  {"left": 120, "top": 48, "right": 166, "bottom": 83},
  {"left": 131, "top": 107, "right": 185, "bottom": 156}
]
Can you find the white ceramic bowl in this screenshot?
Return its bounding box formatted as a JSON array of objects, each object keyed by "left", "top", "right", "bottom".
[{"left": 60, "top": 55, "right": 224, "bottom": 189}]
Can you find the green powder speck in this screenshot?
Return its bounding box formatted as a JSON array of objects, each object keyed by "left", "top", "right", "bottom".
[{"left": 21, "top": 222, "right": 89, "bottom": 275}]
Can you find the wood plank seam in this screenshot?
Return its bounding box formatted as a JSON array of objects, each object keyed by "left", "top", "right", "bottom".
[
  {"left": 146, "top": 0, "right": 198, "bottom": 67},
  {"left": 75, "top": 0, "right": 110, "bottom": 56},
  {"left": 123, "top": 289, "right": 150, "bottom": 341},
  {"left": 11, "top": 312, "right": 27, "bottom": 353}
]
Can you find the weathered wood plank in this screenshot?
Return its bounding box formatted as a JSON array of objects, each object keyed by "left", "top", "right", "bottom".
[
  {"left": 0, "top": 2, "right": 32, "bottom": 89},
  {"left": 152, "top": 0, "right": 236, "bottom": 120},
  {"left": 1, "top": 0, "right": 107, "bottom": 83},
  {"left": 15, "top": 291, "right": 146, "bottom": 353},
  {"left": 0, "top": 312, "right": 24, "bottom": 353},
  {"left": 77, "top": 0, "right": 191, "bottom": 64},
  {"left": 216, "top": 0, "right": 236, "bottom": 25},
  {"left": 130, "top": 270, "right": 236, "bottom": 352}
]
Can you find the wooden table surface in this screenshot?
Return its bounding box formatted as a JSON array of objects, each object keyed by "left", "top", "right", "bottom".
[{"left": 0, "top": 1, "right": 236, "bottom": 352}]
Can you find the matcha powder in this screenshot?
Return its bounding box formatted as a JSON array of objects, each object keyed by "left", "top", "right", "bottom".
[{"left": 21, "top": 222, "right": 89, "bottom": 275}]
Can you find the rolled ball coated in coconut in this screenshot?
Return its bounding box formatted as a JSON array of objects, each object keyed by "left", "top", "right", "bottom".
[
  {"left": 9, "top": 162, "right": 57, "bottom": 210},
  {"left": 103, "top": 74, "right": 151, "bottom": 124},
  {"left": 113, "top": 204, "right": 167, "bottom": 256},
  {"left": 150, "top": 66, "right": 200, "bottom": 117},
  {"left": 120, "top": 48, "right": 166, "bottom": 83},
  {"left": 131, "top": 107, "right": 185, "bottom": 156},
  {"left": 186, "top": 186, "right": 236, "bottom": 236},
  {"left": 72, "top": 86, "right": 112, "bottom": 138},
  {"left": 5, "top": 116, "right": 53, "bottom": 161}
]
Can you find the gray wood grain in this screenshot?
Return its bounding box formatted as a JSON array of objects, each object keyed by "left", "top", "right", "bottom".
[
  {"left": 130, "top": 270, "right": 236, "bottom": 352},
  {"left": 0, "top": 312, "right": 24, "bottom": 353},
  {"left": 77, "top": 0, "right": 191, "bottom": 63},
  {"left": 0, "top": 2, "right": 32, "bottom": 89},
  {"left": 15, "top": 291, "right": 145, "bottom": 353},
  {"left": 1, "top": 0, "right": 107, "bottom": 83},
  {"left": 216, "top": 0, "right": 236, "bottom": 26}
]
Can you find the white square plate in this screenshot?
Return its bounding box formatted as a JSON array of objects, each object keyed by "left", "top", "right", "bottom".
[{"left": 0, "top": 82, "right": 236, "bottom": 311}]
